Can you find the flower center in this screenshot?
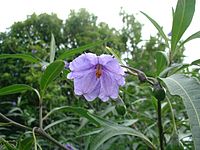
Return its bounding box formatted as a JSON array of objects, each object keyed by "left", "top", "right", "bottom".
[{"left": 96, "top": 64, "right": 102, "bottom": 78}]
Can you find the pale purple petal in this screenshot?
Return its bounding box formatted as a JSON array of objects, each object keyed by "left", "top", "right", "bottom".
[
  {"left": 99, "top": 71, "right": 119, "bottom": 101},
  {"left": 84, "top": 81, "right": 100, "bottom": 101},
  {"left": 99, "top": 55, "right": 124, "bottom": 75},
  {"left": 73, "top": 70, "right": 99, "bottom": 96},
  {"left": 67, "top": 67, "right": 95, "bottom": 79},
  {"left": 69, "top": 53, "right": 98, "bottom": 72},
  {"left": 98, "top": 54, "right": 114, "bottom": 65}
]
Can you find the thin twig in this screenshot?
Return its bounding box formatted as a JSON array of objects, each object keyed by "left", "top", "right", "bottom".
[
  {"left": 0, "top": 113, "right": 31, "bottom": 130},
  {"left": 0, "top": 113, "right": 67, "bottom": 150}
]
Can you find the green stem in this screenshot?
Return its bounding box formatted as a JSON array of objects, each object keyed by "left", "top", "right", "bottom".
[
  {"left": 39, "top": 100, "right": 43, "bottom": 129},
  {"left": 0, "top": 113, "right": 31, "bottom": 130},
  {"left": 0, "top": 113, "right": 67, "bottom": 150},
  {"left": 157, "top": 100, "right": 164, "bottom": 150},
  {"left": 166, "top": 96, "right": 177, "bottom": 132},
  {"left": 35, "top": 128, "right": 67, "bottom": 150}
]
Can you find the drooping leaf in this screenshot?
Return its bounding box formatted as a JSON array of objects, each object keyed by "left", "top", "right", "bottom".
[
  {"left": 161, "top": 74, "right": 200, "bottom": 149},
  {"left": 50, "top": 33, "right": 56, "bottom": 63},
  {"left": 42, "top": 106, "right": 100, "bottom": 126},
  {"left": 178, "top": 31, "right": 200, "bottom": 49},
  {"left": 0, "top": 138, "right": 17, "bottom": 150},
  {"left": 40, "top": 60, "right": 65, "bottom": 92},
  {"left": 171, "top": 0, "right": 196, "bottom": 52},
  {"left": 0, "top": 84, "right": 33, "bottom": 96},
  {"left": 141, "top": 12, "right": 169, "bottom": 48},
  {"left": 105, "top": 46, "right": 123, "bottom": 64},
  {"left": 17, "top": 137, "right": 34, "bottom": 150},
  {"left": 58, "top": 40, "right": 106, "bottom": 60},
  {"left": 191, "top": 59, "right": 200, "bottom": 66},
  {"left": 155, "top": 51, "right": 169, "bottom": 76},
  {"left": 89, "top": 126, "right": 156, "bottom": 150},
  {"left": 0, "top": 54, "right": 40, "bottom": 63}
]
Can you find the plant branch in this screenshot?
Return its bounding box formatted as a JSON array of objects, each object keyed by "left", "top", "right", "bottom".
[
  {"left": 166, "top": 95, "right": 177, "bottom": 132},
  {"left": 121, "top": 65, "right": 154, "bottom": 85},
  {"left": 39, "top": 100, "right": 43, "bottom": 129},
  {"left": 157, "top": 100, "right": 164, "bottom": 150},
  {"left": 35, "top": 127, "right": 67, "bottom": 150},
  {"left": 0, "top": 113, "right": 31, "bottom": 130},
  {"left": 0, "top": 113, "right": 67, "bottom": 150}
]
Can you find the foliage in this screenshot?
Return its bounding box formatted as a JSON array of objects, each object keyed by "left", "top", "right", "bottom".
[{"left": 0, "top": 0, "right": 200, "bottom": 149}]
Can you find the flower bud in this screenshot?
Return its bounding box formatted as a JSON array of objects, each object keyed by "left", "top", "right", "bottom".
[{"left": 153, "top": 83, "right": 166, "bottom": 101}]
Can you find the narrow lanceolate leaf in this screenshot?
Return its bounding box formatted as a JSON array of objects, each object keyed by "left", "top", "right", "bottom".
[
  {"left": 40, "top": 60, "right": 65, "bottom": 91},
  {"left": 0, "top": 54, "right": 39, "bottom": 63},
  {"left": 89, "top": 126, "right": 156, "bottom": 150},
  {"left": 178, "top": 31, "right": 200, "bottom": 49},
  {"left": 161, "top": 74, "right": 200, "bottom": 149},
  {"left": 58, "top": 40, "right": 105, "bottom": 60},
  {"left": 155, "top": 51, "right": 169, "bottom": 76},
  {"left": 0, "top": 138, "right": 17, "bottom": 150},
  {"left": 43, "top": 106, "right": 100, "bottom": 126},
  {"left": 0, "top": 84, "right": 33, "bottom": 96},
  {"left": 50, "top": 33, "right": 56, "bottom": 63},
  {"left": 171, "top": 0, "right": 196, "bottom": 52},
  {"left": 141, "top": 12, "right": 169, "bottom": 48}
]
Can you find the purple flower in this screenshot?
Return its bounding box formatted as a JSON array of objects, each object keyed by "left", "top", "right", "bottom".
[
  {"left": 168, "top": 31, "right": 172, "bottom": 36},
  {"left": 64, "top": 61, "right": 70, "bottom": 69},
  {"left": 67, "top": 53, "right": 125, "bottom": 102},
  {"left": 65, "top": 144, "right": 74, "bottom": 150}
]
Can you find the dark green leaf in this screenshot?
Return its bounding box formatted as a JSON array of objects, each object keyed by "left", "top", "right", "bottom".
[
  {"left": 43, "top": 106, "right": 100, "bottom": 126},
  {"left": 179, "top": 31, "right": 200, "bottom": 49},
  {"left": 0, "top": 54, "right": 40, "bottom": 63},
  {"left": 18, "top": 137, "right": 34, "bottom": 150},
  {"left": 50, "top": 33, "right": 56, "bottom": 63},
  {"left": 0, "top": 84, "right": 33, "bottom": 96},
  {"left": 191, "top": 59, "right": 200, "bottom": 66},
  {"left": 0, "top": 138, "right": 17, "bottom": 150},
  {"left": 40, "top": 60, "right": 65, "bottom": 91},
  {"left": 171, "top": 0, "right": 196, "bottom": 51},
  {"left": 89, "top": 126, "right": 156, "bottom": 150},
  {"left": 58, "top": 40, "right": 105, "bottom": 60},
  {"left": 155, "top": 51, "right": 169, "bottom": 76},
  {"left": 141, "top": 12, "right": 169, "bottom": 48},
  {"left": 161, "top": 74, "right": 200, "bottom": 149}
]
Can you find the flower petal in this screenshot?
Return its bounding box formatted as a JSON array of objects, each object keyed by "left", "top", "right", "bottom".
[
  {"left": 69, "top": 53, "right": 98, "bottom": 72},
  {"left": 84, "top": 82, "right": 100, "bottom": 101},
  {"left": 67, "top": 68, "right": 95, "bottom": 79},
  {"left": 99, "top": 54, "right": 124, "bottom": 75},
  {"left": 99, "top": 71, "right": 119, "bottom": 101},
  {"left": 73, "top": 70, "right": 100, "bottom": 96}
]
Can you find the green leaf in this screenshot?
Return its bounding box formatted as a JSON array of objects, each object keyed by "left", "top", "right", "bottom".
[
  {"left": 89, "top": 126, "right": 156, "bottom": 150},
  {"left": 105, "top": 47, "right": 123, "bottom": 64},
  {"left": 44, "top": 118, "right": 75, "bottom": 131},
  {"left": 161, "top": 74, "right": 200, "bottom": 149},
  {"left": 0, "top": 54, "right": 40, "bottom": 63},
  {"left": 191, "top": 59, "right": 200, "bottom": 66},
  {"left": 141, "top": 12, "right": 169, "bottom": 48},
  {"left": 178, "top": 31, "right": 200, "bottom": 49},
  {"left": 0, "top": 138, "right": 17, "bottom": 150},
  {"left": 50, "top": 33, "right": 56, "bottom": 63},
  {"left": 18, "top": 137, "right": 34, "bottom": 150},
  {"left": 40, "top": 60, "right": 65, "bottom": 92},
  {"left": 171, "top": 0, "right": 196, "bottom": 52},
  {"left": 155, "top": 51, "right": 169, "bottom": 76},
  {"left": 0, "top": 84, "right": 33, "bottom": 96},
  {"left": 58, "top": 40, "right": 105, "bottom": 60},
  {"left": 43, "top": 106, "right": 100, "bottom": 126}
]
